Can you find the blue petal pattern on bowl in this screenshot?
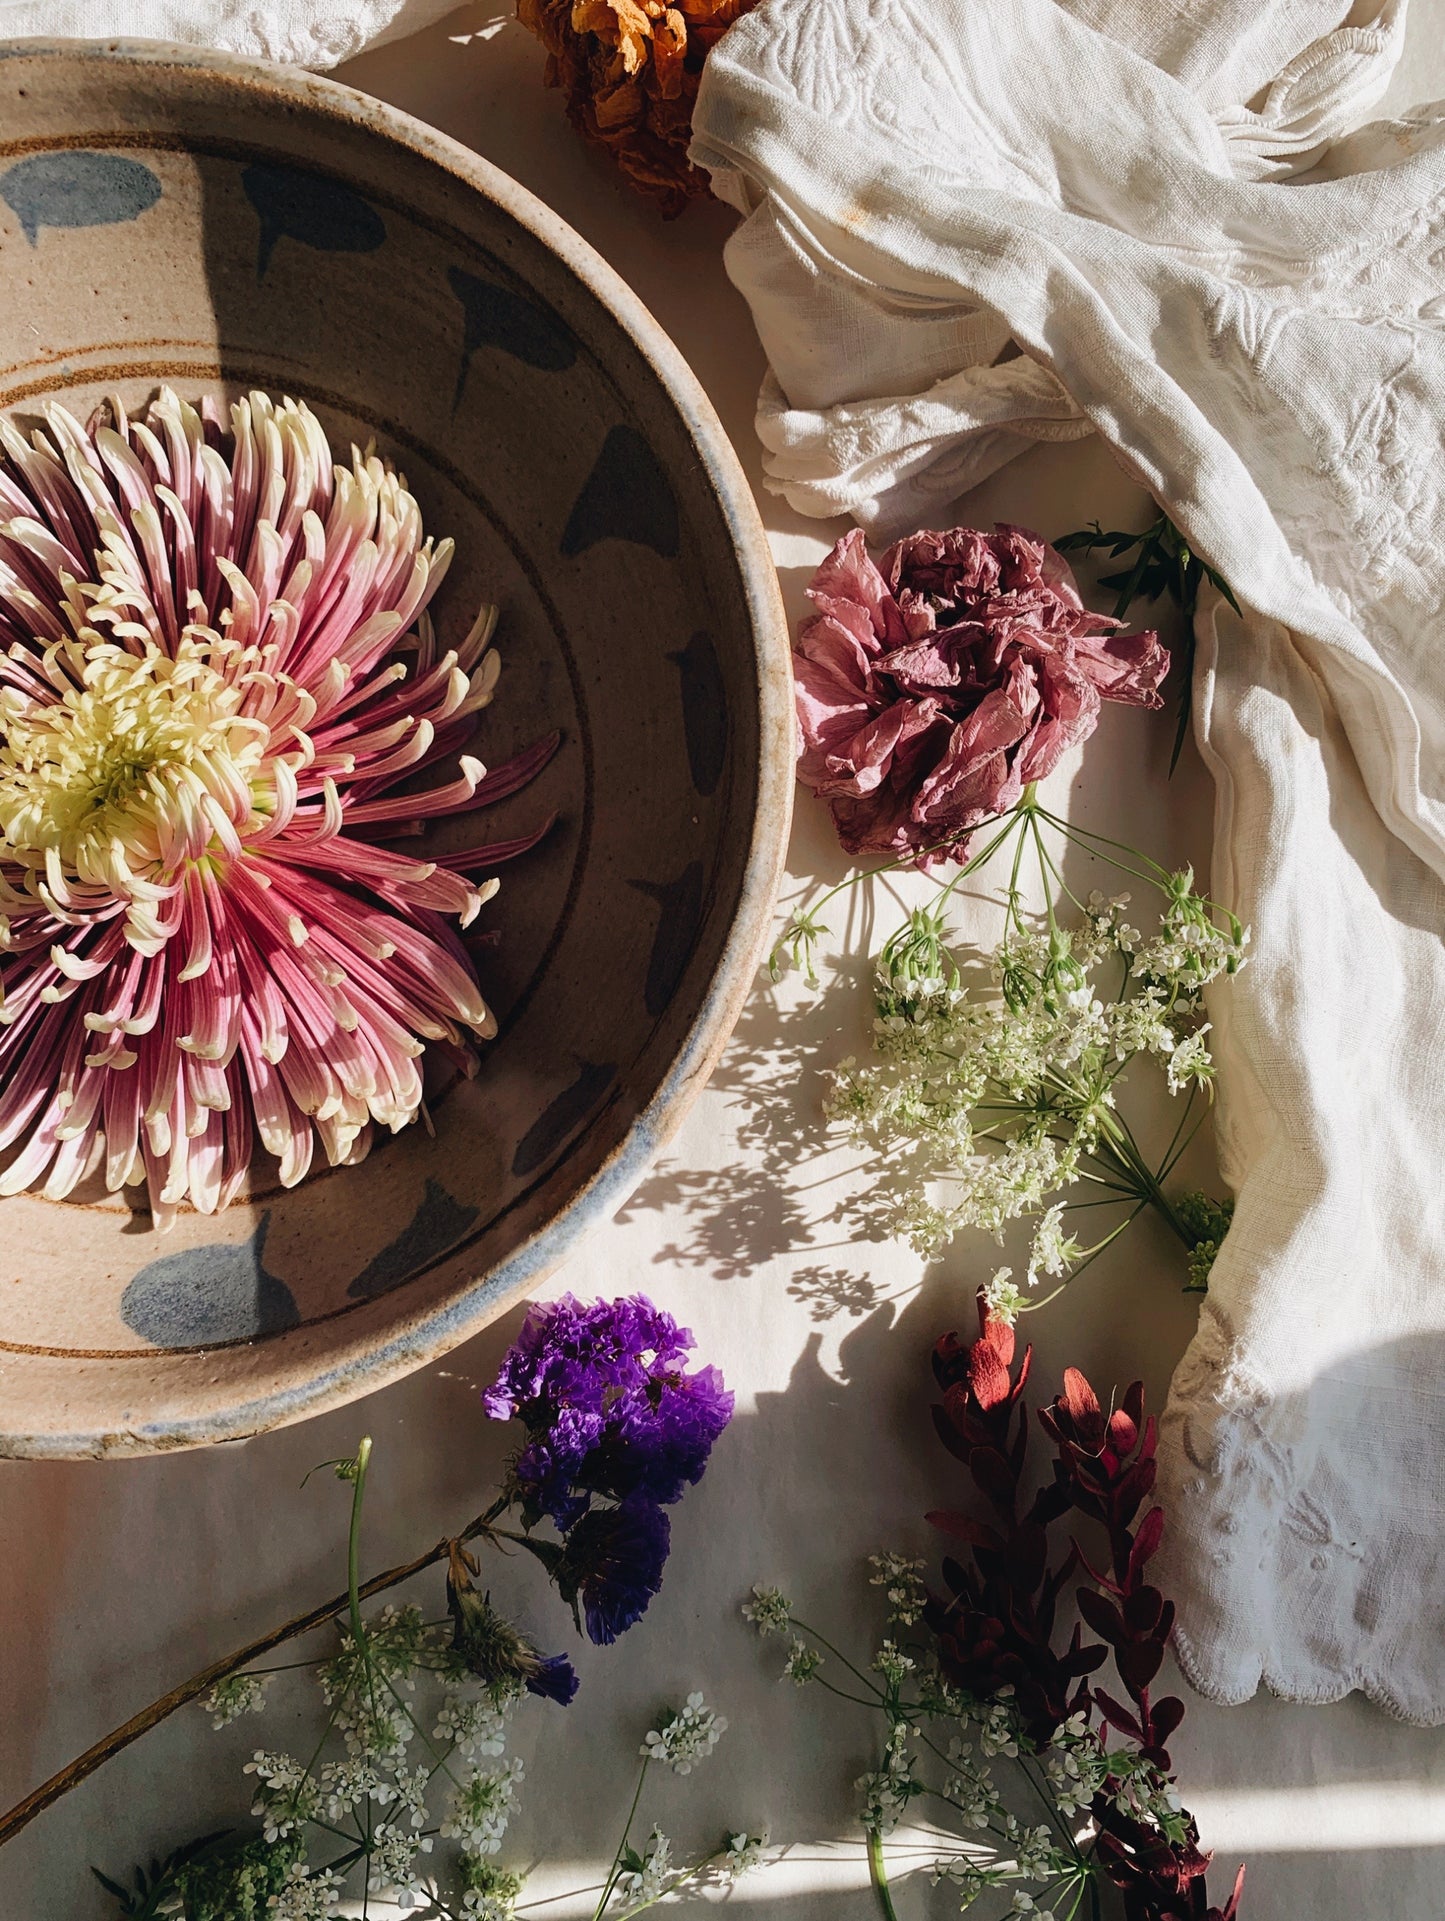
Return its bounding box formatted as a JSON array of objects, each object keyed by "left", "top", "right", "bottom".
[
  {"left": 121, "top": 1217, "right": 300, "bottom": 1347},
  {"left": 0, "top": 151, "right": 161, "bottom": 245},
  {"left": 561, "top": 424, "right": 680, "bottom": 557},
  {"left": 242, "top": 161, "right": 386, "bottom": 278}
]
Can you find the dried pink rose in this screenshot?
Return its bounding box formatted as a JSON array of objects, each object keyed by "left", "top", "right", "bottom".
[{"left": 793, "top": 524, "right": 1168, "bottom": 865}]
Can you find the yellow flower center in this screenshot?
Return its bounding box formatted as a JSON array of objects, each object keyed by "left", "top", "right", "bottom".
[{"left": 0, "top": 632, "right": 267, "bottom": 907}]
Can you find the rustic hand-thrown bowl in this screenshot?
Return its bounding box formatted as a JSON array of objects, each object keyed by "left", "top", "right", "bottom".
[{"left": 0, "top": 40, "right": 791, "bottom": 1456}]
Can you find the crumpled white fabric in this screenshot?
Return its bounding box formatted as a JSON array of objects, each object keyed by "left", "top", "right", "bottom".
[
  {"left": 692, "top": 0, "right": 1445, "bottom": 1722},
  {"left": 0, "top": 0, "right": 456, "bottom": 68}
]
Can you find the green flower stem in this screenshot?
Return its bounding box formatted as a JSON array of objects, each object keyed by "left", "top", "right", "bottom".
[
  {"left": 1025, "top": 1203, "right": 1150, "bottom": 1313},
  {"left": 592, "top": 1758, "right": 651, "bottom": 1921},
  {"left": 867, "top": 1829, "right": 902, "bottom": 1921},
  {"left": 790, "top": 1617, "right": 887, "bottom": 1698},
  {"left": 347, "top": 1438, "right": 372, "bottom": 1650},
  {"left": 815, "top": 1677, "right": 895, "bottom": 1711},
  {"left": 1095, "top": 1116, "right": 1193, "bottom": 1245},
  {"left": 614, "top": 1848, "right": 730, "bottom": 1920},
  {"left": 1036, "top": 807, "right": 1176, "bottom": 887},
  {"left": 0, "top": 1488, "right": 514, "bottom": 1851},
  {"left": 1157, "top": 1098, "right": 1209, "bottom": 1186}
]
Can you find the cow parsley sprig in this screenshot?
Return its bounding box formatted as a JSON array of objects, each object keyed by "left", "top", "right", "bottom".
[
  {"left": 58, "top": 1297, "right": 749, "bottom": 1921},
  {"left": 773, "top": 785, "right": 1245, "bottom": 1312},
  {"left": 584, "top": 1692, "right": 763, "bottom": 1920}
]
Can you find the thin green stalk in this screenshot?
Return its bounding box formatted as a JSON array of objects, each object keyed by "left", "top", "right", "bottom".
[
  {"left": 1037, "top": 808, "right": 1174, "bottom": 885},
  {"left": 1111, "top": 1115, "right": 1193, "bottom": 1242},
  {"left": 592, "top": 1760, "right": 650, "bottom": 1921},
  {"left": 1158, "top": 1100, "right": 1209, "bottom": 1184},
  {"left": 790, "top": 1618, "right": 887, "bottom": 1698},
  {"left": 935, "top": 809, "right": 1030, "bottom": 906},
  {"left": 867, "top": 1829, "right": 902, "bottom": 1921},
  {"left": 814, "top": 1677, "right": 893, "bottom": 1711},
  {"left": 346, "top": 1438, "right": 372, "bottom": 1651}
]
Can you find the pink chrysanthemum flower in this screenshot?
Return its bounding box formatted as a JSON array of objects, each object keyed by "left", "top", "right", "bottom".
[{"left": 0, "top": 388, "right": 545, "bottom": 1226}]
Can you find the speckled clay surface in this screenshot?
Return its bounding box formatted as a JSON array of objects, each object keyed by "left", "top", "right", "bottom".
[{"left": 0, "top": 39, "right": 792, "bottom": 1456}]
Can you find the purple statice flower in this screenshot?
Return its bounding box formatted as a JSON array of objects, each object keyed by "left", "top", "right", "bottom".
[
  {"left": 581, "top": 1364, "right": 735, "bottom": 1508},
  {"left": 527, "top": 1651, "right": 581, "bottom": 1706},
  {"left": 487, "top": 1294, "right": 734, "bottom": 1529},
  {"left": 484, "top": 1294, "right": 693, "bottom": 1423},
  {"left": 485, "top": 1294, "right": 733, "bottom": 1644},
  {"left": 556, "top": 1496, "right": 671, "bottom": 1646}
]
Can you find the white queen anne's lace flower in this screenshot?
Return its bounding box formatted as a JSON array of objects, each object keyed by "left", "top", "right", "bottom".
[
  {"left": 205, "top": 1671, "right": 269, "bottom": 1728},
  {"left": 868, "top": 1553, "right": 926, "bottom": 1627},
  {"left": 434, "top": 1696, "right": 508, "bottom": 1758},
  {"left": 983, "top": 1267, "right": 1028, "bottom": 1327},
  {"left": 978, "top": 1698, "right": 1020, "bottom": 1759},
  {"left": 267, "top": 1861, "right": 343, "bottom": 1920},
  {"left": 642, "top": 1693, "right": 727, "bottom": 1774},
  {"left": 856, "top": 1722, "right": 918, "bottom": 1837},
  {"left": 613, "top": 1827, "right": 673, "bottom": 1908},
  {"left": 741, "top": 1585, "right": 793, "bottom": 1635},
  {"left": 243, "top": 1750, "right": 320, "bottom": 1841},
  {"left": 459, "top": 1859, "right": 524, "bottom": 1919},
  {"left": 872, "top": 1640, "right": 917, "bottom": 1687},
  {"left": 320, "top": 1756, "right": 386, "bottom": 1819},
  {"left": 1011, "top": 1894, "right": 1055, "bottom": 1919},
  {"left": 1043, "top": 1712, "right": 1110, "bottom": 1817},
  {"left": 1025, "top": 1202, "right": 1081, "bottom": 1288},
  {"left": 369, "top": 1821, "right": 434, "bottom": 1908},
  {"left": 442, "top": 1757, "right": 524, "bottom": 1855},
  {"left": 723, "top": 1830, "right": 769, "bottom": 1877},
  {"left": 782, "top": 1636, "right": 824, "bottom": 1686},
  {"left": 821, "top": 845, "right": 1245, "bottom": 1293}
]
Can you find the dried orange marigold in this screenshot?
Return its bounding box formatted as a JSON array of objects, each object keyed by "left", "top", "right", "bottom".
[{"left": 517, "top": 0, "right": 759, "bottom": 216}]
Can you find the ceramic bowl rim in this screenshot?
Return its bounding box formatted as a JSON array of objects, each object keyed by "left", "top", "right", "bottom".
[{"left": 0, "top": 35, "right": 794, "bottom": 1456}]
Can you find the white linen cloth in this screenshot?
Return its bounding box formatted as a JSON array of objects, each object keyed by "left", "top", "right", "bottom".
[
  {"left": 0, "top": 0, "right": 455, "bottom": 67},
  {"left": 692, "top": 0, "right": 1445, "bottom": 1721}
]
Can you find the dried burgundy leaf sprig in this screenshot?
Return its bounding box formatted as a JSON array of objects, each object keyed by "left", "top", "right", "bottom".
[
  {"left": 745, "top": 1301, "right": 1244, "bottom": 1921},
  {"left": 929, "top": 1299, "right": 1245, "bottom": 1921}
]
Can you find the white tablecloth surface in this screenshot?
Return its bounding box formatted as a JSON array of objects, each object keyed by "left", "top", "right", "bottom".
[{"left": 4, "top": 6, "right": 1445, "bottom": 1914}]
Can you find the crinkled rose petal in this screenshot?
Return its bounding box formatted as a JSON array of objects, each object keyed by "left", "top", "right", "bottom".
[
  {"left": 819, "top": 697, "right": 942, "bottom": 800},
  {"left": 1074, "top": 627, "right": 1171, "bottom": 705},
  {"left": 912, "top": 680, "right": 1033, "bottom": 825},
  {"left": 806, "top": 527, "right": 910, "bottom": 649}
]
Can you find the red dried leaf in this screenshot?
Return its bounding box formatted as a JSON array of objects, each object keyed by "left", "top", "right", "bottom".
[
  {"left": 1128, "top": 1505, "right": 1166, "bottom": 1584},
  {"left": 1150, "top": 1694, "right": 1186, "bottom": 1744},
  {"left": 968, "top": 1340, "right": 1014, "bottom": 1413},
  {"left": 926, "top": 1508, "right": 1003, "bottom": 1552},
  {"left": 1116, "top": 1636, "right": 1165, "bottom": 1693},
  {"left": 931, "top": 1403, "right": 974, "bottom": 1464},
  {"left": 1060, "top": 1365, "right": 1103, "bottom": 1436},
  {"left": 1076, "top": 1586, "right": 1124, "bottom": 1645},
  {"left": 1215, "top": 1861, "right": 1247, "bottom": 1920},
  {"left": 1122, "top": 1584, "right": 1165, "bottom": 1636},
  {"left": 1094, "top": 1687, "right": 1144, "bottom": 1741}
]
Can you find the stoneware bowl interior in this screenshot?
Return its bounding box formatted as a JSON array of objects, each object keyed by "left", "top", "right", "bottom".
[{"left": 0, "top": 39, "right": 791, "bottom": 1456}]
